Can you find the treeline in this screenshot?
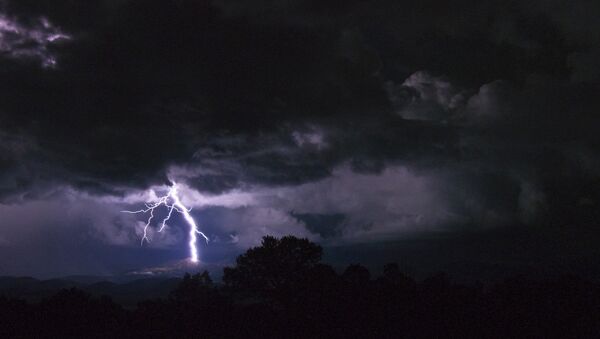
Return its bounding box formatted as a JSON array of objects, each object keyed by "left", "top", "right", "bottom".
[{"left": 2, "top": 236, "right": 600, "bottom": 338}]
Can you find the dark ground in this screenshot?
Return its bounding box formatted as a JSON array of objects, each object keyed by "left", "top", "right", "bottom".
[{"left": 2, "top": 236, "right": 600, "bottom": 338}]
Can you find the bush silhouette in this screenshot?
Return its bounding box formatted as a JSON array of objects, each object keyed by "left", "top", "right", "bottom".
[
  {"left": 223, "top": 235, "right": 322, "bottom": 304},
  {"left": 2, "top": 235, "right": 600, "bottom": 338}
]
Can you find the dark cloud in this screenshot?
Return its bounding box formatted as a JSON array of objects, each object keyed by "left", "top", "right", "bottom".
[
  {"left": 0, "top": 0, "right": 396, "bottom": 195},
  {"left": 1, "top": 0, "right": 593, "bottom": 196},
  {"left": 291, "top": 212, "right": 346, "bottom": 239}
]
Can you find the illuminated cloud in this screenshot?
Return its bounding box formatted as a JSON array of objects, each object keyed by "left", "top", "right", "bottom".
[{"left": 0, "top": 12, "right": 70, "bottom": 67}]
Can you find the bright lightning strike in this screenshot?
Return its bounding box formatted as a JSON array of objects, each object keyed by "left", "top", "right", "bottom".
[{"left": 122, "top": 182, "right": 208, "bottom": 263}]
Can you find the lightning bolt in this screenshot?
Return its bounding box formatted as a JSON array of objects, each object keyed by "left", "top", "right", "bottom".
[{"left": 122, "top": 182, "right": 208, "bottom": 263}]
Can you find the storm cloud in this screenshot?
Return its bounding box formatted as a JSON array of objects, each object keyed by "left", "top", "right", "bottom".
[{"left": 0, "top": 0, "right": 599, "bottom": 277}]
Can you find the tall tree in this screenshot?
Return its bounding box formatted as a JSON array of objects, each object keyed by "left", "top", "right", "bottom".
[{"left": 223, "top": 235, "right": 322, "bottom": 301}]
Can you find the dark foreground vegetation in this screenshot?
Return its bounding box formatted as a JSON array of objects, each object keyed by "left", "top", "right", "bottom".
[{"left": 2, "top": 236, "right": 600, "bottom": 338}]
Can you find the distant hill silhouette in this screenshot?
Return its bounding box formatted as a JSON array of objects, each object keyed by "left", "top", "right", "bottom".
[
  {"left": 0, "top": 276, "right": 180, "bottom": 308},
  {"left": 2, "top": 236, "right": 600, "bottom": 338}
]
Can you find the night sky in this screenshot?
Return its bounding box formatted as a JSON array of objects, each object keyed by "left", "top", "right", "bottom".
[{"left": 0, "top": 0, "right": 599, "bottom": 280}]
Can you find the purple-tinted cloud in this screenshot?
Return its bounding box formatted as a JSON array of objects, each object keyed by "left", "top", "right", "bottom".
[{"left": 0, "top": 11, "right": 70, "bottom": 67}]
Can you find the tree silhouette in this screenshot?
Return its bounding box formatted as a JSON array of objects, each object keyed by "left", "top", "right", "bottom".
[
  {"left": 379, "top": 262, "right": 416, "bottom": 290},
  {"left": 223, "top": 235, "right": 322, "bottom": 303},
  {"left": 3, "top": 235, "right": 600, "bottom": 337},
  {"left": 342, "top": 264, "right": 371, "bottom": 286},
  {"left": 169, "top": 271, "right": 213, "bottom": 303}
]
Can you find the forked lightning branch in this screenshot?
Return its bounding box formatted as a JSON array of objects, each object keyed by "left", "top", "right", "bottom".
[{"left": 122, "top": 182, "right": 208, "bottom": 263}]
